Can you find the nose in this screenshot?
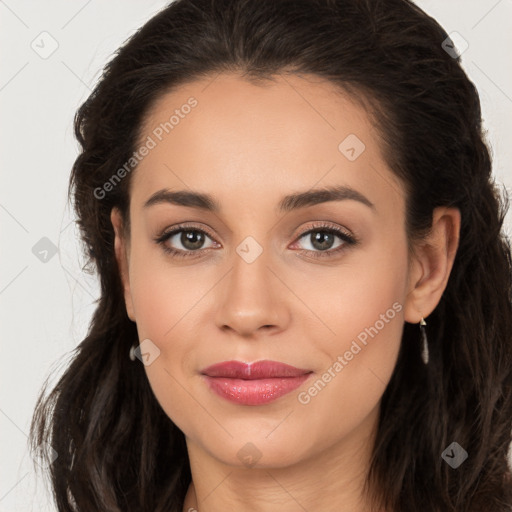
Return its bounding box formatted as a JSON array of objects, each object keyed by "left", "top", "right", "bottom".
[{"left": 214, "top": 249, "right": 290, "bottom": 338}]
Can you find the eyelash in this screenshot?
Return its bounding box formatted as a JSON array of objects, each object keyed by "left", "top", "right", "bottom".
[{"left": 154, "top": 221, "right": 358, "bottom": 260}]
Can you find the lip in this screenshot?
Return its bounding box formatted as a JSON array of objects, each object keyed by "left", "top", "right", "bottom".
[{"left": 201, "top": 360, "right": 313, "bottom": 405}]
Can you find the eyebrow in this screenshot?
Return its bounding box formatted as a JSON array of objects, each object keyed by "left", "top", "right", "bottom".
[{"left": 143, "top": 185, "right": 376, "bottom": 213}]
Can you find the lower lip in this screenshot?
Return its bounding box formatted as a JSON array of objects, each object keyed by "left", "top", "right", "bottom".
[{"left": 202, "top": 374, "right": 312, "bottom": 405}]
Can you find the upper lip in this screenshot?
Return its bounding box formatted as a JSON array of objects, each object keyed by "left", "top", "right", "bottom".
[{"left": 201, "top": 360, "right": 312, "bottom": 379}]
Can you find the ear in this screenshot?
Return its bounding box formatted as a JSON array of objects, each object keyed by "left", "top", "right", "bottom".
[
  {"left": 403, "top": 206, "right": 461, "bottom": 323},
  {"left": 111, "top": 207, "right": 136, "bottom": 322}
]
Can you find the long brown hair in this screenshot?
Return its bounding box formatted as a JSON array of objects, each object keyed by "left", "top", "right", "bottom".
[{"left": 30, "top": 0, "right": 512, "bottom": 510}]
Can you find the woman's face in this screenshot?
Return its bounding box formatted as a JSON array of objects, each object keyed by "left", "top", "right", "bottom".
[{"left": 112, "top": 72, "right": 425, "bottom": 469}]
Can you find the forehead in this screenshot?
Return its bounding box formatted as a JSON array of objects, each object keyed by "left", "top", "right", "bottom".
[{"left": 130, "top": 72, "right": 402, "bottom": 217}]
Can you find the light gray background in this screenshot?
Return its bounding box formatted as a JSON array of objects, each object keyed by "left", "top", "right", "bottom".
[{"left": 1, "top": 1, "right": 511, "bottom": 510}]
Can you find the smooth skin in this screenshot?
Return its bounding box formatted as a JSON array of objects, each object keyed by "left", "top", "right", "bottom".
[{"left": 111, "top": 72, "right": 460, "bottom": 512}]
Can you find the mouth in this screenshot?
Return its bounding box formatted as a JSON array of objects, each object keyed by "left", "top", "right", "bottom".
[{"left": 200, "top": 360, "right": 313, "bottom": 405}]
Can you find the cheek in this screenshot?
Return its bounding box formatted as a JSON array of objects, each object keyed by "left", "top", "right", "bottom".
[
  {"left": 336, "top": 263, "right": 405, "bottom": 351},
  {"left": 300, "top": 250, "right": 407, "bottom": 408},
  {"left": 128, "top": 248, "right": 203, "bottom": 339},
  {"left": 292, "top": 242, "right": 407, "bottom": 352},
  {"left": 127, "top": 256, "right": 207, "bottom": 433},
  {"left": 291, "top": 244, "right": 407, "bottom": 403}
]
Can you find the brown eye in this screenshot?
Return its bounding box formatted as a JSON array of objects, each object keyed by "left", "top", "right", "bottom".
[
  {"left": 292, "top": 223, "right": 358, "bottom": 259},
  {"left": 155, "top": 224, "right": 218, "bottom": 258}
]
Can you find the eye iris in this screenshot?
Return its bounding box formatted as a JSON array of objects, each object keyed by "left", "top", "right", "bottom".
[
  {"left": 311, "top": 231, "right": 334, "bottom": 251},
  {"left": 181, "top": 230, "right": 205, "bottom": 250}
]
